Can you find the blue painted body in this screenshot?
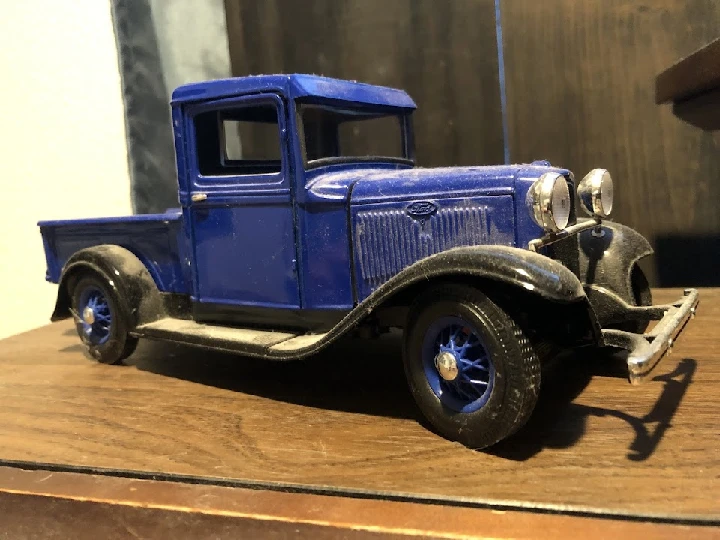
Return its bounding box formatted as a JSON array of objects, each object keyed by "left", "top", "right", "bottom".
[
  {"left": 181, "top": 93, "right": 300, "bottom": 308},
  {"left": 171, "top": 74, "right": 417, "bottom": 109},
  {"left": 39, "top": 74, "right": 569, "bottom": 316}
]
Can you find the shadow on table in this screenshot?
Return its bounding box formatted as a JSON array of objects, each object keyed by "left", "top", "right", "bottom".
[
  {"left": 127, "top": 334, "right": 696, "bottom": 461},
  {"left": 129, "top": 331, "right": 419, "bottom": 421},
  {"left": 490, "top": 354, "right": 697, "bottom": 462}
]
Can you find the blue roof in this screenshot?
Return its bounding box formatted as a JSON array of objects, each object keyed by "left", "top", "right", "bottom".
[{"left": 171, "top": 74, "right": 417, "bottom": 110}]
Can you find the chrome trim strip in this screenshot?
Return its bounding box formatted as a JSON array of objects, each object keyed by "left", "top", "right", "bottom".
[
  {"left": 602, "top": 289, "right": 699, "bottom": 385},
  {"left": 528, "top": 218, "right": 600, "bottom": 252}
]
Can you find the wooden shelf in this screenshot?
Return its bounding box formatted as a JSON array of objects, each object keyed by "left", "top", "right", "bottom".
[
  {"left": 1, "top": 289, "right": 718, "bottom": 537},
  {"left": 656, "top": 37, "right": 720, "bottom": 130},
  {"left": 656, "top": 38, "right": 720, "bottom": 105}
]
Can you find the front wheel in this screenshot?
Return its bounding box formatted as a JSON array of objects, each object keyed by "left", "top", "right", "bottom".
[
  {"left": 403, "top": 285, "right": 541, "bottom": 449},
  {"left": 71, "top": 275, "right": 137, "bottom": 364}
]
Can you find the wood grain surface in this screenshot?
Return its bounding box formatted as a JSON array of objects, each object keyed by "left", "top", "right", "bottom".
[
  {"left": 224, "top": 0, "right": 505, "bottom": 169},
  {"left": 1, "top": 466, "right": 717, "bottom": 539},
  {"left": 0, "top": 289, "right": 717, "bottom": 524},
  {"left": 501, "top": 0, "right": 720, "bottom": 286}
]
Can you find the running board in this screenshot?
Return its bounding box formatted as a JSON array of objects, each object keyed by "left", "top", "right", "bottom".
[{"left": 132, "top": 318, "right": 328, "bottom": 360}]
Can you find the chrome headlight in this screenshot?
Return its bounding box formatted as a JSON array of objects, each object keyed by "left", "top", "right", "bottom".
[
  {"left": 578, "top": 168, "right": 613, "bottom": 218},
  {"left": 527, "top": 172, "right": 571, "bottom": 232}
]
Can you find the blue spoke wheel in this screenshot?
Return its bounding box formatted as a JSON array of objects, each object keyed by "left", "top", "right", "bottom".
[
  {"left": 422, "top": 317, "right": 495, "bottom": 413},
  {"left": 71, "top": 275, "right": 138, "bottom": 364},
  {"left": 403, "top": 285, "right": 541, "bottom": 449},
  {"left": 77, "top": 286, "right": 113, "bottom": 346}
]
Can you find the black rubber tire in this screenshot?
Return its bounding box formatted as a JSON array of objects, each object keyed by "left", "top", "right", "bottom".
[
  {"left": 614, "top": 266, "right": 653, "bottom": 334},
  {"left": 403, "top": 285, "right": 541, "bottom": 449},
  {"left": 71, "top": 275, "right": 138, "bottom": 364}
]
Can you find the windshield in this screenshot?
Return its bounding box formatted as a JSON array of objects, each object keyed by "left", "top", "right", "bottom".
[{"left": 297, "top": 102, "right": 413, "bottom": 169}]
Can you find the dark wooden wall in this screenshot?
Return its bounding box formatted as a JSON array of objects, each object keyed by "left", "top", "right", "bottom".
[
  {"left": 224, "top": 0, "right": 720, "bottom": 286},
  {"left": 224, "top": 0, "right": 504, "bottom": 168}
]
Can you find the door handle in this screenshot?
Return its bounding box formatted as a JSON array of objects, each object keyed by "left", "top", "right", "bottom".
[{"left": 191, "top": 193, "right": 208, "bottom": 203}]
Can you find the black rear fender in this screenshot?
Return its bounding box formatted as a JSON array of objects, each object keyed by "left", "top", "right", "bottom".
[{"left": 51, "top": 245, "right": 163, "bottom": 328}]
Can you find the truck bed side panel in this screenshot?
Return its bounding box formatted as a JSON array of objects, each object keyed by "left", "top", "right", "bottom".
[{"left": 39, "top": 212, "right": 189, "bottom": 294}]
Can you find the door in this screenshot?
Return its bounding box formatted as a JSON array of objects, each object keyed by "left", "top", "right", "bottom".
[{"left": 185, "top": 94, "right": 300, "bottom": 309}]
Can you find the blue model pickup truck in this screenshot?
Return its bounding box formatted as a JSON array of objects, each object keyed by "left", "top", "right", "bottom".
[{"left": 39, "top": 74, "right": 698, "bottom": 449}]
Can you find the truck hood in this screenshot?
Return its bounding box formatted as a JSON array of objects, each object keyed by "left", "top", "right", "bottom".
[{"left": 305, "top": 163, "right": 568, "bottom": 204}]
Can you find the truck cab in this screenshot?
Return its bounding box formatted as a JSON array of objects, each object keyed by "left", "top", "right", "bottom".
[
  {"left": 39, "top": 74, "right": 698, "bottom": 449},
  {"left": 174, "top": 75, "right": 417, "bottom": 319}
]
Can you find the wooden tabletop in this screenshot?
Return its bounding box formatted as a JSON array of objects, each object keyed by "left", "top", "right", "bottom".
[{"left": 0, "top": 289, "right": 718, "bottom": 537}]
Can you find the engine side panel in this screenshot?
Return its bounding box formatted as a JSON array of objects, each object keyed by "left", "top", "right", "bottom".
[{"left": 351, "top": 196, "right": 515, "bottom": 300}]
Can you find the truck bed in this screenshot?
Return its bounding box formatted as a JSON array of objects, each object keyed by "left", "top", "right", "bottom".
[{"left": 39, "top": 209, "right": 189, "bottom": 294}]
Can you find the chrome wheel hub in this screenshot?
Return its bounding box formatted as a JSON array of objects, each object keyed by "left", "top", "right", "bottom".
[
  {"left": 434, "top": 351, "right": 458, "bottom": 381},
  {"left": 82, "top": 306, "right": 95, "bottom": 325}
]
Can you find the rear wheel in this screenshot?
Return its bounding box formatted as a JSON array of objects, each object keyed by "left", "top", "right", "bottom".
[
  {"left": 403, "top": 285, "right": 541, "bottom": 449},
  {"left": 71, "top": 275, "right": 137, "bottom": 364}
]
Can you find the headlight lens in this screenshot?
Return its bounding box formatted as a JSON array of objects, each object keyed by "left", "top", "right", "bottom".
[
  {"left": 578, "top": 168, "right": 613, "bottom": 218},
  {"left": 528, "top": 172, "right": 571, "bottom": 232}
]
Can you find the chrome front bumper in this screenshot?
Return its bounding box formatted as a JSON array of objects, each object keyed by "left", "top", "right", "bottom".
[{"left": 602, "top": 289, "right": 699, "bottom": 384}]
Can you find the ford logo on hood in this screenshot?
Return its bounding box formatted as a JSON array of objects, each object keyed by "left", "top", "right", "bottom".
[{"left": 406, "top": 201, "right": 438, "bottom": 219}]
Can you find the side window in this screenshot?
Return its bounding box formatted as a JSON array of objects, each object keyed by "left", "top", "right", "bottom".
[{"left": 194, "top": 103, "right": 282, "bottom": 177}]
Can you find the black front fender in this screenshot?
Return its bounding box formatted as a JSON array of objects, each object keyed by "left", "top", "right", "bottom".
[
  {"left": 370, "top": 244, "right": 586, "bottom": 304},
  {"left": 357, "top": 245, "right": 599, "bottom": 347},
  {"left": 578, "top": 221, "right": 653, "bottom": 303}
]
